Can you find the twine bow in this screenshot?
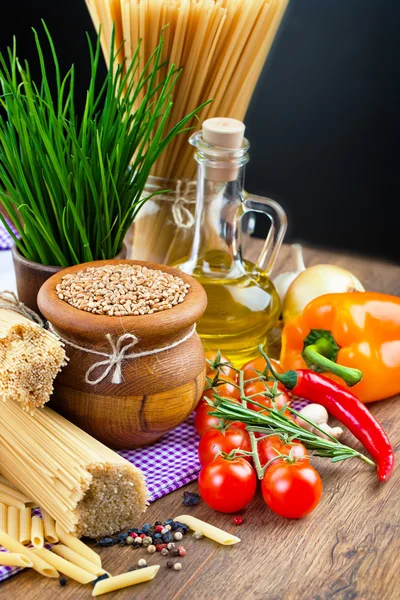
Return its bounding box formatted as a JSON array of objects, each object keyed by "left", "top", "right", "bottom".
[
  {"left": 171, "top": 180, "right": 196, "bottom": 229},
  {"left": 0, "top": 290, "right": 44, "bottom": 326},
  {"left": 84, "top": 333, "right": 139, "bottom": 385}
]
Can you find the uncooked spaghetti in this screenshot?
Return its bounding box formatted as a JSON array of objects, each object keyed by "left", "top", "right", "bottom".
[{"left": 84, "top": 0, "right": 290, "bottom": 262}]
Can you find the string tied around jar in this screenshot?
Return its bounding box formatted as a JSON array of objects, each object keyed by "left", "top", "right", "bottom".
[
  {"left": 171, "top": 179, "right": 196, "bottom": 229},
  {"left": 47, "top": 323, "right": 197, "bottom": 386}
]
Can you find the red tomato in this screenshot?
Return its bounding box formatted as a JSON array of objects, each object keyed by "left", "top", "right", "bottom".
[
  {"left": 205, "top": 352, "right": 237, "bottom": 382},
  {"left": 202, "top": 376, "right": 240, "bottom": 403},
  {"left": 261, "top": 461, "right": 322, "bottom": 518},
  {"left": 198, "top": 455, "right": 257, "bottom": 512},
  {"left": 242, "top": 357, "right": 283, "bottom": 382},
  {"left": 244, "top": 381, "right": 290, "bottom": 412},
  {"left": 194, "top": 402, "right": 246, "bottom": 437},
  {"left": 198, "top": 428, "right": 252, "bottom": 466},
  {"left": 257, "top": 435, "right": 308, "bottom": 467},
  {"left": 195, "top": 403, "right": 220, "bottom": 437}
]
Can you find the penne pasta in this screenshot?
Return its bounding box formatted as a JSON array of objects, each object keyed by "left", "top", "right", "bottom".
[
  {"left": 92, "top": 565, "right": 160, "bottom": 596},
  {"left": 174, "top": 515, "right": 241, "bottom": 545},
  {"left": 0, "top": 552, "right": 33, "bottom": 568},
  {"left": 56, "top": 524, "right": 102, "bottom": 567},
  {"left": 41, "top": 509, "right": 58, "bottom": 544},
  {"left": 0, "top": 503, "right": 7, "bottom": 533},
  {"left": 0, "top": 532, "right": 59, "bottom": 578},
  {"left": 19, "top": 507, "right": 32, "bottom": 545},
  {"left": 7, "top": 506, "right": 19, "bottom": 541},
  {"left": 52, "top": 545, "right": 108, "bottom": 577},
  {"left": 31, "top": 515, "right": 44, "bottom": 548},
  {"left": 33, "top": 548, "right": 97, "bottom": 584}
]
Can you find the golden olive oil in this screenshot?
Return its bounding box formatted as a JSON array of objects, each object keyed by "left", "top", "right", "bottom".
[{"left": 191, "top": 256, "right": 281, "bottom": 366}]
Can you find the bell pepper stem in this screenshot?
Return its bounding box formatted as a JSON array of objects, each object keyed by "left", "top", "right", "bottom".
[{"left": 302, "top": 343, "right": 362, "bottom": 387}]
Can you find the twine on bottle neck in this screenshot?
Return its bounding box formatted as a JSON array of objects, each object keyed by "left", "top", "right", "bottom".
[
  {"left": 0, "top": 291, "right": 44, "bottom": 326},
  {"left": 47, "top": 322, "right": 196, "bottom": 385},
  {"left": 168, "top": 179, "right": 197, "bottom": 229}
]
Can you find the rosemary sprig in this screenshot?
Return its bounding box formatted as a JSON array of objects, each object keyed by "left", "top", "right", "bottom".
[
  {"left": 0, "top": 22, "right": 210, "bottom": 266},
  {"left": 209, "top": 397, "right": 375, "bottom": 472}
]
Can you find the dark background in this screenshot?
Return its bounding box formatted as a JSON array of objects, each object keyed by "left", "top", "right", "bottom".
[{"left": 1, "top": 0, "right": 399, "bottom": 262}]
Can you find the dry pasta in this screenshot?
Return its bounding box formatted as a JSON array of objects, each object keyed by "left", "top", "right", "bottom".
[
  {"left": 56, "top": 524, "right": 102, "bottom": 567},
  {"left": 41, "top": 509, "right": 58, "bottom": 544},
  {"left": 52, "top": 545, "right": 108, "bottom": 577},
  {"left": 92, "top": 565, "right": 160, "bottom": 596},
  {"left": 33, "top": 548, "right": 97, "bottom": 584},
  {"left": 0, "top": 532, "right": 59, "bottom": 578},
  {"left": 31, "top": 515, "right": 44, "bottom": 548},
  {"left": 0, "top": 503, "right": 7, "bottom": 533},
  {"left": 0, "top": 304, "right": 66, "bottom": 412},
  {"left": 7, "top": 507, "right": 19, "bottom": 541},
  {"left": 0, "top": 399, "right": 148, "bottom": 539},
  {"left": 174, "top": 514, "right": 241, "bottom": 545},
  {"left": 0, "top": 552, "right": 33, "bottom": 568},
  {"left": 84, "top": 0, "right": 290, "bottom": 263},
  {"left": 19, "top": 507, "right": 32, "bottom": 545}
]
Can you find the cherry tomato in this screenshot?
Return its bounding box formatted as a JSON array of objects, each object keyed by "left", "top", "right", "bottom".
[
  {"left": 198, "top": 428, "right": 252, "bottom": 466},
  {"left": 198, "top": 455, "right": 257, "bottom": 512},
  {"left": 242, "top": 357, "right": 282, "bottom": 382},
  {"left": 261, "top": 461, "right": 322, "bottom": 518},
  {"left": 194, "top": 402, "right": 245, "bottom": 437},
  {"left": 257, "top": 435, "right": 308, "bottom": 467},
  {"left": 205, "top": 352, "right": 237, "bottom": 382},
  {"left": 202, "top": 375, "right": 240, "bottom": 403},
  {"left": 244, "top": 381, "right": 290, "bottom": 412}
]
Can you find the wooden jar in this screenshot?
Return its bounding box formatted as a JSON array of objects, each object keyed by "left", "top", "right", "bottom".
[{"left": 37, "top": 259, "right": 207, "bottom": 449}]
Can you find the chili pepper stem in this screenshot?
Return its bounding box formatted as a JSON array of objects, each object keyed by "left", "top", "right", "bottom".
[{"left": 302, "top": 342, "right": 363, "bottom": 387}]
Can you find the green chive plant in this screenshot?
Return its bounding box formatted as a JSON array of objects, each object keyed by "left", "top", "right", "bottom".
[{"left": 0, "top": 22, "right": 209, "bottom": 266}]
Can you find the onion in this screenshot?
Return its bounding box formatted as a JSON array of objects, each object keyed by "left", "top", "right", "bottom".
[{"left": 282, "top": 264, "right": 365, "bottom": 323}]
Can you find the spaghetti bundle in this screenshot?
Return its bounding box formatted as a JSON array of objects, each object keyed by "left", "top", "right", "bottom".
[
  {"left": 84, "top": 0, "right": 290, "bottom": 262},
  {"left": 0, "top": 400, "right": 148, "bottom": 538},
  {"left": 0, "top": 299, "right": 66, "bottom": 412}
]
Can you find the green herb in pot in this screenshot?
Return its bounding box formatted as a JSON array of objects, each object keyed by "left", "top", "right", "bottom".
[{"left": 0, "top": 22, "right": 210, "bottom": 267}]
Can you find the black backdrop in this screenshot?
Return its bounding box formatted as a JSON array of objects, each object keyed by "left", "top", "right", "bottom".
[{"left": 1, "top": 0, "right": 399, "bottom": 262}]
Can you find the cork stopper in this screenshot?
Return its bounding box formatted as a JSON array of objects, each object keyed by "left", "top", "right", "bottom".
[{"left": 202, "top": 118, "right": 246, "bottom": 181}]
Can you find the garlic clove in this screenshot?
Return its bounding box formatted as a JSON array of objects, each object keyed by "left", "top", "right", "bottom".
[{"left": 273, "top": 244, "right": 306, "bottom": 305}]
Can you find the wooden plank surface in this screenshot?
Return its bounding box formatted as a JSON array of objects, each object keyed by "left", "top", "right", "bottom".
[{"left": 1, "top": 242, "right": 399, "bottom": 600}]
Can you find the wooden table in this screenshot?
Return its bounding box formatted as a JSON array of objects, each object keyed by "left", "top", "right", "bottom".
[{"left": 1, "top": 243, "right": 399, "bottom": 600}]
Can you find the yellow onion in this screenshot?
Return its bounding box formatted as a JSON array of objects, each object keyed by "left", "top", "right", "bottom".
[{"left": 282, "top": 264, "right": 365, "bottom": 323}]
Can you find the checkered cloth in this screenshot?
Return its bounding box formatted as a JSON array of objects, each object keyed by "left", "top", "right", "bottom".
[
  {"left": 0, "top": 221, "right": 15, "bottom": 250},
  {"left": 0, "top": 399, "right": 309, "bottom": 584}
]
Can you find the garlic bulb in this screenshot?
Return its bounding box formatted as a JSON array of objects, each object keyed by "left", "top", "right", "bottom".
[
  {"left": 296, "top": 404, "right": 343, "bottom": 440},
  {"left": 283, "top": 263, "right": 365, "bottom": 324},
  {"left": 273, "top": 244, "right": 306, "bottom": 305}
]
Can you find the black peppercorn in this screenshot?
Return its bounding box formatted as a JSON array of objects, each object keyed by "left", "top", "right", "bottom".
[
  {"left": 59, "top": 577, "right": 68, "bottom": 587},
  {"left": 182, "top": 491, "right": 200, "bottom": 506},
  {"left": 166, "top": 561, "right": 173, "bottom": 569},
  {"left": 162, "top": 531, "right": 173, "bottom": 544},
  {"left": 154, "top": 520, "right": 162, "bottom": 526},
  {"left": 97, "top": 536, "right": 119, "bottom": 547},
  {"left": 92, "top": 574, "right": 110, "bottom": 586}
]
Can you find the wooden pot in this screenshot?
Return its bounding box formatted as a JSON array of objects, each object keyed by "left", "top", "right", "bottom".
[
  {"left": 37, "top": 259, "right": 207, "bottom": 449},
  {"left": 12, "top": 245, "right": 127, "bottom": 314}
]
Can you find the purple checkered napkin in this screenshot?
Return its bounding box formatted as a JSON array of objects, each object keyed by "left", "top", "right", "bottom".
[{"left": 0, "top": 220, "right": 18, "bottom": 251}]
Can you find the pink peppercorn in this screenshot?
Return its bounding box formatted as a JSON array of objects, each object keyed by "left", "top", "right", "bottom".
[
  {"left": 156, "top": 544, "right": 167, "bottom": 552},
  {"left": 129, "top": 532, "right": 138, "bottom": 538},
  {"left": 140, "top": 533, "right": 146, "bottom": 539},
  {"left": 178, "top": 546, "right": 186, "bottom": 557},
  {"left": 155, "top": 525, "right": 164, "bottom": 533},
  {"left": 233, "top": 516, "right": 243, "bottom": 526}
]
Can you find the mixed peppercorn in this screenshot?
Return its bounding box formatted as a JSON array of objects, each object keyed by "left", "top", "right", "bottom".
[{"left": 96, "top": 518, "right": 203, "bottom": 573}]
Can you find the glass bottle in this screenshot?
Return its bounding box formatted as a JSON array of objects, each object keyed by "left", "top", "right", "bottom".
[{"left": 177, "top": 118, "right": 287, "bottom": 365}]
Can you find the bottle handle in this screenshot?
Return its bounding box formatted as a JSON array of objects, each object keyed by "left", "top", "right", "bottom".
[{"left": 242, "top": 193, "right": 287, "bottom": 274}]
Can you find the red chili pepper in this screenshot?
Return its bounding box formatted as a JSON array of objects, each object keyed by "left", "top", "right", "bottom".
[{"left": 271, "top": 366, "right": 394, "bottom": 482}]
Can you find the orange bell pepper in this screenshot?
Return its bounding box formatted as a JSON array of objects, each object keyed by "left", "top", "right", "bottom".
[{"left": 280, "top": 292, "right": 400, "bottom": 403}]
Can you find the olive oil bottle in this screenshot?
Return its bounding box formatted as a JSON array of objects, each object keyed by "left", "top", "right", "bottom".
[{"left": 177, "top": 118, "right": 287, "bottom": 365}]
